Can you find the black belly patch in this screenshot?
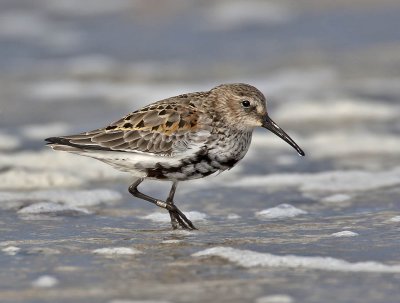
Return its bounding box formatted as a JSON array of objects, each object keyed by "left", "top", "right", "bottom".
[{"left": 145, "top": 153, "right": 239, "bottom": 180}]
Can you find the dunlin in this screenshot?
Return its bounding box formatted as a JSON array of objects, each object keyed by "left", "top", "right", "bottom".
[{"left": 46, "top": 83, "right": 304, "bottom": 229}]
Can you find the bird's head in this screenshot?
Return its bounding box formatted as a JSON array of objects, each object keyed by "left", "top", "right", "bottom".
[{"left": 211, "top": 83, "right": 305, "bottom": 156}]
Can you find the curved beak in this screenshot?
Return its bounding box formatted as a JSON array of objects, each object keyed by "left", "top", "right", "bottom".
[{"left": 262, "top": 115, "right": 305, "bottom": 156}]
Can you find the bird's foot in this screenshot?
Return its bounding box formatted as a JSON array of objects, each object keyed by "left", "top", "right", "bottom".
[
  {"left": 166, "top": 204, "right": 197, "bottom": 230},
  {"left": 168, "top": 211, "right": 180, "bottom": 229}
]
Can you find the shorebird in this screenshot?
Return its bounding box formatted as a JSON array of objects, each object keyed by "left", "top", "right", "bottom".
[{"left": 46, "top": 83, "right": 304, "bottom": 230}]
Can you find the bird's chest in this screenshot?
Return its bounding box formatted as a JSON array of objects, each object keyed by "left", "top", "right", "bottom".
[{"left": 207, "top": 130, "right": 252, "bottom": 165}]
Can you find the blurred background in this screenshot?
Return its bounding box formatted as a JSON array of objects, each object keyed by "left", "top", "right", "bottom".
[{"left": 1, "top": 1, "right": 400, "bottom": 303}]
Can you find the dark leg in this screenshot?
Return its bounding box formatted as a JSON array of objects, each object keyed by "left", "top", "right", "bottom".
[
  {"left": 128, "top": 179, "right": 196, "bottom": 230},
  {"left": 166, "top": 181, "right": 179, "bottom": 229}
]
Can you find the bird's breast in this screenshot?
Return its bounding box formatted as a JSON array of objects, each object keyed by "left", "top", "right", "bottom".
[{"left": 206, "top": 130, "right": 252, "bottom": 167}]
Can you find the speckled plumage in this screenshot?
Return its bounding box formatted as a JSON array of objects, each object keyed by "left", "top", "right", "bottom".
[{"left": 46, "top": 83, "right": 304, "bottom": 230}]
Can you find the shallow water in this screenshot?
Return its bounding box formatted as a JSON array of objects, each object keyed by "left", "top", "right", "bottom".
[{"left": 1, "top": 1, "right": 400, "bottom": 303}]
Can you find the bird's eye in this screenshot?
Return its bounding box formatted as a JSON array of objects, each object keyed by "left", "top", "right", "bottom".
[{"left": 241, "top": 100, "right": 251, "bottom": 108}]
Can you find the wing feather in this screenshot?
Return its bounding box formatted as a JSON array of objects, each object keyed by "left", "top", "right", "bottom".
[{"left": 49, "top": 100, "right": 212, "bottom": 156}]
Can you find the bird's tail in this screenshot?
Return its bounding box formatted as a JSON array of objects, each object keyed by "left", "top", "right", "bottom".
[{"left": 45, "top": 137, "right": 85, "bottom": 152}]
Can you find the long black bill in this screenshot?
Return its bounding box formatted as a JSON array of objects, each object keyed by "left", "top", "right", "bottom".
[{"left": 262, "top": 115, "right": 305, "bottom": 156}]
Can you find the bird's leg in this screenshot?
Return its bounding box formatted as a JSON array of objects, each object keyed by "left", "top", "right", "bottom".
[
  {"left": 128, "top": 179, "right": 196, "bottom": 230},
  {"left": 166, "top": 181, "right": 180, "bottom": 229}
]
